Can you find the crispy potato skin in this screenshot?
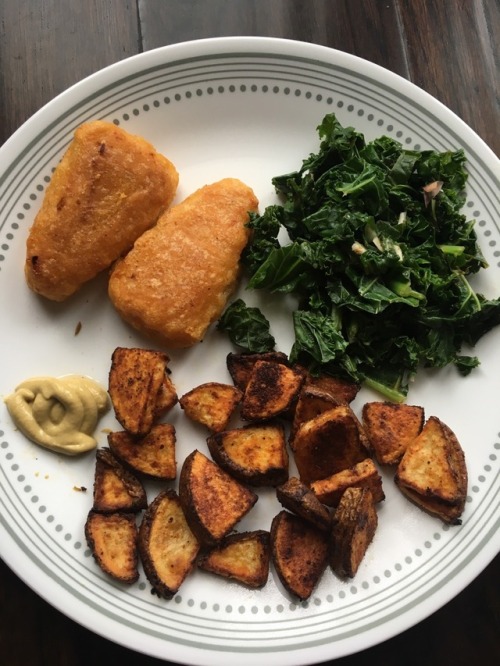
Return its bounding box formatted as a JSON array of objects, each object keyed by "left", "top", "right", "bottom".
[
  {"left": 276, "top": 477, "right": 331, "bottom": 531},
  {"left": 85, "top": 510, "right": 139, "bottom": 584},
  {"left": 362, "top": 401, "right": 425, "bottom": 465},
  {"left": 108, "top": 178, "right": 258, "bottom": 348},
  {"left": 290, "top": 386, "right": 341, "bottom": 444},
  {"left": 240, "top": 360, "right": 305, "bottom": 421},
  {"left": 270, "top": 510, "right": 329, "bottom": 600},
  {"left": 207, "top": 422, "right": 289, "bottom": 487},
  {"left": 293, "top": 406, "right": 369, "bottom": 484},
  {"left": 395, "top": 416, "right": 467, "bottom": 524},
  {"left": 107, "top": 423, "right": 177, "bottom": 480},
  {"left": 300, "top": 370, "right": 361, "bottom": 405},
  {"left": 108, "top": 347, "right": 171, "bottom": 437},
  {"left": 25, "top": 120, "right": 178, "bottom": 301},
  {"left": 139, "top": 489, "right": 200, "bottom": 598},
  {"left": 310, "top": 459, "right": 385, "bottom": 507},
  {"left": 330, "top": 487, "right": 378, "bottom": 578},
  {"left": 92, "top": 448, "right": 147, "bottom": 513},
  {"left": 198, "top": 530, "right": 270, "bottom": 588},
  {"left": 226, "top": 351, "right": 290, "bottom": 391},
  {"left": 179, "top": 450, "right": 258, "bottom": 545}
]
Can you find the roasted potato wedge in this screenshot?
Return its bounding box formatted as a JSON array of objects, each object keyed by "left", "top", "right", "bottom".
[
  {"left": 291, "top": 385, "right": 369, "bottom": 449},
  {"left": 153, "top": 372, "right": 178, "bottom": 420},
  {"left": 270, "top": 510, "right": 329, "bottom": 601},
  {"left": 310, "top": 458, "right": 385, "bottom": 507},
  {"left": 92, "top": 448, "right": 147, "bottom": 513},
  {"left": 207, "top": 422, "right": 288, "bottom": 487},
  {"left": 107, "top": 423, "right": 176, "bottom": 480},
  {"left": 394, "top": 416, "right": 467, "bottom": 524},
  {"left": 240, "top": 360, "right": 305, "bottom": 421},
  {"left": 108, "top": 346, "right": 171, "bottom": 436},
  {"left": 330, "top": 487, "right": 378, "bottom": 578},
  {"left": 300, "top": 370, "right": 361, "bottom": 405},
  {"left": 139, "top": 489, "right": 200, "bottom": 598},
  {"left": 290, "top": 385, "right": 341, "bottom": 444},
  {"left": 179, "top": 450, "right": 258, "bottom": 545},
  {"left": 276, "top": 477, "right": 331, "bottom": 531},
  {"left": 293, "top": 405, "right": 369, "bottom": 484},
  {"left": 179, "top": 382, "right": 242, "bottom": 432},
  {"left": 198, "top": 530, "right": 270, "bottom": 588},
  {"left": 362, "top": 401, "right": 425, "bottom": 465},
  {"left": 226, "top": 351, "right": 289, "bottom": 391},
  {"left": 85, "top": 510, "right": 139, "bottom": 584}
]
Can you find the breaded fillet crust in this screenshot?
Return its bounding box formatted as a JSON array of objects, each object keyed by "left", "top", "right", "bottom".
[
  {"left": 108, "top": 178, "right": 258, "bottom": 348},
  {"left": 25, "top": 120, "right": 179, "bottom": 301}
]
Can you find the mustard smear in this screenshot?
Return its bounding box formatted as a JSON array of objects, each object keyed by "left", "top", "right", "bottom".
[{"left": 4, "top": 375, "right": 109, "bottom": 455}]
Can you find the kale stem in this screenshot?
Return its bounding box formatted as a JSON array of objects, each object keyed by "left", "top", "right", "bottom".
[
  {"left": 363, "top": 377, "right": 407, "bottom": 403},
  {"left": 438, "top": 244, "right": 465, "bottom": 256},
  {"left": 457, "top": 273, "right": 482, "bottom": 312},
  {"left": 389, "top": 279, "right": 425, "bottom": 301}
]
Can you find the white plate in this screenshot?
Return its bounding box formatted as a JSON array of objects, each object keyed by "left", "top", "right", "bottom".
[{"left": 0, "top": 37, "right": 499, "bottom": 666}]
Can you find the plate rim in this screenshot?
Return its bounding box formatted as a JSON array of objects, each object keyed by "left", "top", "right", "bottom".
[
  {"left": 2, "top": 36, "right": 499, "bottom": 160},
  {"left": 0, "top": 35, "right": 499, "bottom": 666}
]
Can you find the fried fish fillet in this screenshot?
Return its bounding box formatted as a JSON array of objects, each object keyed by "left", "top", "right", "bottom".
[
  {"left": 25, "top": 120, "right": 179, "bottom": 301},
  {"left": 108, "top": 178, "right": 258, "bottom": 348}
]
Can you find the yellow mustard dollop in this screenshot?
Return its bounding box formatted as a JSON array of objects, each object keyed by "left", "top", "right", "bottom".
[{"left": 4, "top": 375, "right": 110, "bottom": 455}]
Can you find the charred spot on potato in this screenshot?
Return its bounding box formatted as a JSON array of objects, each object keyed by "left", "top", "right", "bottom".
[
  {"left": 107, "top": 423, "right": 176, "bottom": 480},
  {"left": 240, "top": 360, "right": 305, "bottom": 421},
  {"left": 330, "top": 487, "right": 378, "bottom": 578},
  {"left": 270, "top": 510, "right": 329, "bottom": 600},
  {"left": 92, "top": 447, "right": 147, "bottom": 513},
  {"left": 226, "top": 351, "right": 290, "bottom": 391},
  {"left": 207, "top": 422, "right": 288, "bottom": 487},
  {"left": 179, "top": 450, "right": 258, "bottom": 545},
  {"left": 293, "top": 405, "right": 369, "bottom": 484},
  {"left": 276, "top": 477, "right": 331, "bottom": 531}
]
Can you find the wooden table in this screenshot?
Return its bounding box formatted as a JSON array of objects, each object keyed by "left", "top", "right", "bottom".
[{"left": 0, "top": 2, "right": 498, "bottom": 664}]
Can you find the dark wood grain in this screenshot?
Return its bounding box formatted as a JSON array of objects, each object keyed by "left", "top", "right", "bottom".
[
  {"left": 0, "top": 1, "right": 499, "bottom": 665},
  {"left": 139, "top": 0, "right": 410, "bottom": 77},
  {"left": 1, "top": 555, "right": 498, "bottom": 666},
  {"left": 0, "top": 0, "right": 139, "bottom": 144},
  {"left": 396, "top": 0, "right": 499, "bottom": 154}
]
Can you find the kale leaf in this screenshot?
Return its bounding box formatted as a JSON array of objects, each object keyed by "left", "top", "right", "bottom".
[
  {"left": 219, "top": 113, "right": 500, "bottom": 401},
  {"left": 217, "top": 299, "right": 276, "bottom": 353}
]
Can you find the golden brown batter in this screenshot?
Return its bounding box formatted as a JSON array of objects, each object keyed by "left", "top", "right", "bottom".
[
  {"left": 25, "top": 120, "right": 179, "bottom": 301},
  {"left": 108, "top": 178, "right": 258, "bottom": 348}
]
